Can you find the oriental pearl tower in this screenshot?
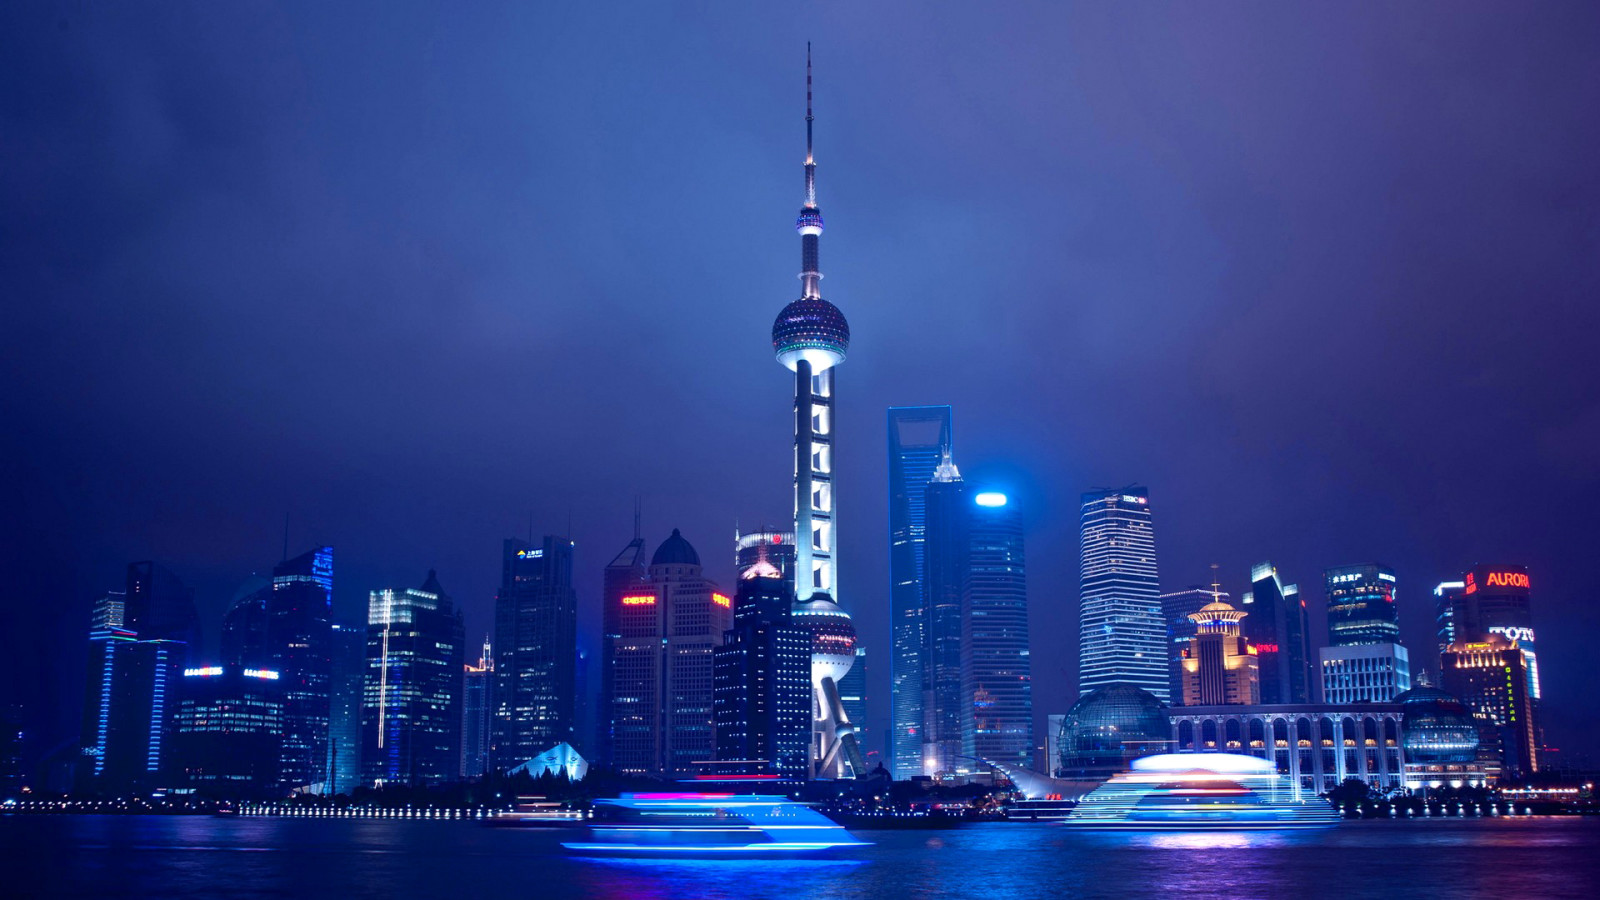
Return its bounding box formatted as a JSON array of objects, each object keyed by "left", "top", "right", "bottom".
[{"left": 772, "top": 45, "right": 864, "bottom": 779}]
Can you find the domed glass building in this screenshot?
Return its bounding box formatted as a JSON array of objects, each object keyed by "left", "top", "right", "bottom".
[
  {"left": 1395, "top": 684, "right": 1486, "bottom": 790},
  {"left": 1058, "top": 684, "right": 1170, "bottom": 776}
]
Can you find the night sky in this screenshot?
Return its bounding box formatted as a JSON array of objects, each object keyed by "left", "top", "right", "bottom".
[{"left": 5, "top": 3, "right": 1599, "bottom": 770}]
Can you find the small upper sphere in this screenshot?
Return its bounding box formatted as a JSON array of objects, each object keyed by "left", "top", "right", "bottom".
[
  {"left": 796, "top": 207, "right": 824, "bottom": 235},
  {"left": 773, "top": 296, "right": 850, "bottom": 372}
]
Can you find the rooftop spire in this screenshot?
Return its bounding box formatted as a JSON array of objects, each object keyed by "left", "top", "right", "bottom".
[{"left": 796, "top": 43, "right": 825, "bottom": 298}]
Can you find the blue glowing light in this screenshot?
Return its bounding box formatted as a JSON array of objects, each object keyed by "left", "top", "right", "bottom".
[{"left": 974, "top": 492, "right": 1008, "bottom": 508}]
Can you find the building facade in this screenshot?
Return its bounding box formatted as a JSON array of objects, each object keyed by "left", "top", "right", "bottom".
[
  {"left": 887, "top": 405, "right": 953, "bottom": 779},
  {"left": 1319, "top": 643, "right": 1412, "bottom": 704},
  {"left": 268, "top": 546, "right": 334, "bottom": 792},
  {"left": 1079, "top": 488, "right": 1167, "bottom": 701},
  {"left": 1170, "top": 703, "right": 1406, "bottom": 798},
  {"left": 1440, "top": 636, "right": 1538, "bottom": 778},
  {"left": 1445, "top": 565, "right": 1539, "bottom": 700},
  {"left": 171, "top": 665, "right": 283, "bottom": 796},
  {"left": 460, "top": 637, "right": 492, "bottom": 779},
  {"left": 1180, "top": 600, "right": 1260, "bottom": 706},
  {"left": 1325, "top": 564, "right": 1400, "bottom": 647},
  {"left": 598, "top": 527, "right": 648, "bottom": 767},
  {"left": 1239, "top": 562, "right": 1312, "bottom": 704},
  {"left": 920, "top": 452, "right": 967, "bottom": 777},
  {"left": 325, "top": 620, "right": 364, "bottom": 794},
  {"left": 1158, "top": 585, "right": 1220, "bottom": 705},
  {"left": 961, "top": 490, "right": 1033, "bottom": 770},
  {"left": 361, "top": 572, "right": 464, "bottom": 787},
  {"left": 492, "top": 536, "right": 577, "bottom": 770},
  {"left": 713, "top": 531, "right": 811, "bottom": 780}
]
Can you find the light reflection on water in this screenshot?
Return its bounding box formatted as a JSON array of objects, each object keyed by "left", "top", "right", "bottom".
[{"left": 4, "top": 817, "right": 1598, "bottom": 900}]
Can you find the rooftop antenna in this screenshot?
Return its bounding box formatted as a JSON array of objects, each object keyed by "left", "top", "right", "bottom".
[
  {"left": 282, "top": 513, "right": 289, "bottom": 563},
  {"left": 1210, "top": 563, "right": 1223, "bottom": 602},
  {"left": 804, "top": 41, "right": 816, "bottom": 206},
  {"left": 633, "top": 494, "right": 642, "bottom": 542}
]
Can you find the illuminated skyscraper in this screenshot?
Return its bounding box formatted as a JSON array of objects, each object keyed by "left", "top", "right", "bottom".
[
  {"left": 492, "top": 537, "right": 577, "bottom": 769},
  {"left": 361, "top": 572, "right": 464, "bottom": 787},
  {"left": 770, "top": 47, "right": 861, "bottom": 778},
  {"left": 961, "top": 490, "right": 1033, "bottom": 769},
  {"left": 598, "top": 520, "right": 648, "bottom": 767},
  {"left": 77, "top": 590, "right": 128, "bottom": 787},
  {"left": 887, "top": 406, "right": 953, "bottom": 778},
  {"left": 713, "top": 530, "right": 811, "bottom": 780},
  {"left": 1179, "top": 596, "right": 1259, "bottom": 706},
  {"left": 1325, "top": 563, "right": 1400, "bottom": 647},
  {"left": 920, "top": 450, "right": 967, "bottom": 776},
  {"left": 609, "top": 530, "right": 732, "bottom": 776},
  {"left": 1444, "top": 565, "right": 1539, "bottom": 700},
  {"left": 1239, "top": 562, "right": 1312, "bottom": 704},
  {"left": 171, "top": 665, "right": 283, "bottom": 796},
  {"left": 268, "top": 546, "right": 334, "bottom": 791},
  {"left": 1441, "top": 635, "right": 1538, "bottom": 778},
  {"left": 460, "top": 637, "right": 493, "bottom": 779},
  {"left": 1078, "top": 488, "right": 1167, "bottom": 701},
  {"left": 325, "top": 620, "right": 364, "bottom": 794},
  {"left": 1158, "top": 584, "right": 1221, "bottom": 705},
  {"left": 1320, "top": 643, "right": 1411, "bottom": 704}
]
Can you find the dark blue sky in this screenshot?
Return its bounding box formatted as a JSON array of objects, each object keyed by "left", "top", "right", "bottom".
[{"left": 5, "top": 3, "right": 1599, "bottom": 766}]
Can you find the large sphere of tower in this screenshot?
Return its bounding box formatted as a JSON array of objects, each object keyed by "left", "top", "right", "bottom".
[
  {"left": 793, "top": 593, "right": 856, "bottom": 684},
  {"left": 772, "top": 296, "right": 850, "bottom": 372}
]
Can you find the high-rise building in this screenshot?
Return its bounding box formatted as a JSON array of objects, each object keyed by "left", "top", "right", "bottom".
[
  {"left": 887, "top": 405, "right": 953, "bottom": 779},
  {"left": 219, "top": 579, "right": 270, "bottom": 668},
  {"left": 838, "top": 645, "right": 868, "bottom": 757},
  {"left": 1447, "top": 565, "right": 1539, "bottom": 700},
  {"left": 268, "top": 546, "right": 334, "bottom": 791},
  {"left": 171, "top": 665, "right": 283, "bottom": 796},
  {"left": 770, "top": 49, "right": 861, "bottom": 779},
  {"left": 920, "top": 451, "right": 967, "bottom": 777},
  {"left": 86, "top": 563, "right": 201, "bottom": 792},
  {"left": 78, "top": 590, "right": 129, "bottom": 786},
  {"left": 1434, "top": 580, "right": 1466, "bottom": 656},
  {"left": 325, "top": 621, "right": 364, "bottom": 794},
  {"left": 1180, "top": 597, "right": 1259, "bottom": 706},
  {"left": 1078, "top": 488, "right": 1166, "bottom": 701},
  {"left": 492, "top": 536, "right": 577, "bottom": 770},
  {"left": 1325, "top": 564, "right": 1400, "bottom": 647},
  {"left": 461, "top": 637, "right": 492, "bottom": 779},
  {"left": 1240, "top": 562, "right": 1312, "bottom": 704},
  {"left": 961, "top": 490, "right": 1033, "bottom": 769},
  {"left": 361, "top": 571, "right": 464, "bottom": 787},
  {"left": 713, "top": 531, "right": 811, "bottom": 780},
  {"left": 1158, "top": 585, "right": 1221, "bottom": 705},
  {"left": 1441, "top": 635, "right": 1538, "bottom": 779},
  {"left": 599, "top": 524, "right": 648, "bottom": 767},
  {"left": 1319, "top": 643, "right": 1411, "bottom": 704},
  {"left": 608, "top": 530, "right": 732, "bottom": 776}
]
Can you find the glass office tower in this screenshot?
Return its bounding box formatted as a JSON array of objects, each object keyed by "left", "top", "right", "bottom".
[
  {"left": 1239, "top": 562, "right": 1312, "bottom": 704},
  {"left": 960, "top": 491, "right": 1033, "bottom": 769},
  {"left": 1325, "top": 564, "right": 1401, "bottom": 646},
  {"left": 1078, "top": 488, "right": 1167, "bottom": 701},
  {"left": 887, "top": 406, "right": 953, "bottom": 778},
  {"left": 492, "top": 537, "right": 577, "bottom": 770},
  {"left": 361, "top": 572, "right": 464, "bottom": 787},
  {"left": 920, "top": 451, "right": 967, "bottom": 777},
  {"left": 268, "top": 546, "right": 334, "bottom": 792}
]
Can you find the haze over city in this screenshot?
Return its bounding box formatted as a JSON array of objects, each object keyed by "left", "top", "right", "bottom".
[{"left": 5, "top": 0, "right": 1600, "bottom": 775}]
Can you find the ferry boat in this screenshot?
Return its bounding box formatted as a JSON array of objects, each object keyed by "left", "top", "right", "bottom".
[
  {"left": 562, "top": 793, "right": 869, "bottom": 857},
  {"left": 1061, "top": 752, "right": 1340, "bottom": 830}
]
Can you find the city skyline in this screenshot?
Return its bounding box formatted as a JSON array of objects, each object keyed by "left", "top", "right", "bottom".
[{"left": 6, "top": 3, "right": 1600, "bottom": 771}]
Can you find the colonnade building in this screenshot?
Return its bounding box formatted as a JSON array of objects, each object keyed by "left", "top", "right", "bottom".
[{"left": 1170, "top": 703, "right": 1406, "bottom": 798}]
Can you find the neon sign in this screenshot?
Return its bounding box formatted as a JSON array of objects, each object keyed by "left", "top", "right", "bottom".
[
  {"left": 1485, "top": 571, "right": 1529, "bottom": 590},
  {"left": 517, "top": 548, "right": 544, "bottom": 559},
  {"left": 182, "top": 666, "right": 223, "bottom": 677},
  {"left": 1254, "top": 643, "right": 1280, "bottom": 654},
  {"left": 1489, "top": 626, "right": 1535, "bottom": 644},
  {"left": 622, "top": 595, "right": 655, "bottom": 606},
  {"left": 712, "top": 593, "right": 732, "bottom": 609},
  {"left": 243, "top": 669, "right": 280, "bottom": 680}
]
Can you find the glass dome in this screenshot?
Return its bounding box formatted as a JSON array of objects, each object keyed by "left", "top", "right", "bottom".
[
  {"left": 1059, "top": 683, "right": 1170, "bottom": 772},
  {"left": 1395, "top": 685, "right": 1480, "bottom": 765}
]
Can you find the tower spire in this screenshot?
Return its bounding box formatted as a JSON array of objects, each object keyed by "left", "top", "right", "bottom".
[{"left": 797, "top": 43, "right": 824, "bottom": 299}]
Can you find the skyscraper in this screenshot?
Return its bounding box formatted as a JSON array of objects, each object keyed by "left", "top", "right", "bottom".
[
  {"left": 1158, "top": 584, "right": 1222, "bottom": 705},
  {"left": 325, "top": 620, "right": 364, "bottom": 794},
  {"left": 361, "top": 571, "right": 464, "bottom": 787},
  {"left": 171, "top": 665, "right": 283, "bottom": 796},
  {"left": 268, "top": 546, "right": 334, "bottom": 791},
  {"left": 460, "top": 637, "right": 492, "bottom": 779},
  {"left": 770, "top": 48, "right": 861, "bottom": 778},
  {"left": 1320, "top": 643, "right": 1411, "bottom": 704},
  {"left": 1239, "top": 562, "right": 1312, "bottom": 704},
  {"left": 219, "top": 579, "right": 270, "bottom": 668},
  {"left": 1179, "top": 597, "right": 1259, "bottom": 706},
  {"left": 1447, "top": 565, "right": 1539, "bottom": 699},
  {"left": 608, "top": 530, "right": 732, "bottom": 776},
  {"left": 920, "top": 450, "right": 967, "bottom": 777},
  {"left": 1325, "top": 564, "right": 1400, "bottom": 647},
  {"left": 598, "top": 522, "right": 648, "bottom": 767},
  {"left": 1078, "top": 488, "right": 1167, "bottom": 701},
  {"left": 887, "top": 405, "right": 952, "bottom": 779},
  {"left": 89, "top": 563, "right": 201, "bottom": 792},
  {"left": 1441, "top": 635, "right": 1538, "bottom": 778},
  {"left": 713, "top": 530, "right": 811, "bottom": 780},
  {"left": 77, "top": 590, "right": 129, "bottom": 786},
  {"left": 961, "top": 490, "right": 1033, "bottom": 769},
  {"left": 492, "top": 536, "right": 577, "bottom": 769}
]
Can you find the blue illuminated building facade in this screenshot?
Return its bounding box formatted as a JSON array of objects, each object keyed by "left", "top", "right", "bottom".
[
  {"left": 268, "top": 546, "right": 334, "bottom": 791},
  {"left": 325, "top": 620, "right": 364, "bottom": 794},
  {"left": 460, "top": 637, "right": 493, "bottom": 779},
  {"left": 1079, "top": 489, "right": 1167, "bottom": 701},
  {"left": 361, "top": 571, "right": 464, "bottom": 787},
  {"left": 171, "top": 665, "right": 283, "bottom": 796},
  {"left": 887, "top": 405, "right": 953, "bottom": 779},
  {"left": 1325, "top": 563, "right": 1401, "bottom": 647},
  {"left": 1158, "top": 585, "right": 1219, "bottom": 705},
  {"left": 1240, "top": 562, "right": 1312, "bottom": 704},
  {"left": 961, "top": 490, "right": 1033, "bottom": 768},
  {"left": 920, "top": 451, "right": 968, "bottom": 777}
]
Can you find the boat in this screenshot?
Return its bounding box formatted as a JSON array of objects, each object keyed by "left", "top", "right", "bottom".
[
  {"left": 487, "top": 796, "right": 586, "bottom": 828},
  {"left": 1061, "top": 752, "right": 1341, "bottom": 830},
  {"left": 562, "top": 793, "right": 870, "bottom": 856}
]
